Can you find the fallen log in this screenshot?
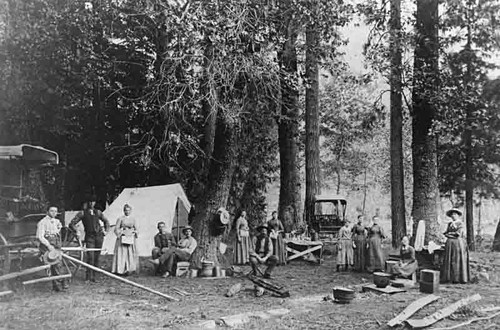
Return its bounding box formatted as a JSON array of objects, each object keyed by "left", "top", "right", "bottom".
[
  {"left": 62, "top": 254, "right": 178, "bottom": 301},
  {"left": 430, "top": 311, "right": 500, "bottom": 330},
  {"left": 22, "top": 274, "right": 72, "bottom": 286},
  {"left": 247, "top": 274, "right": 290, "bottom": 298},
  {"left": 387, "top": 294, "right": 440, "bottom": 327},
  {"left": 0, "top": 264, "right": 51, "bottom": 282},
  {"left": 406, "top": 294, "right": 481, "bottom": 328}
]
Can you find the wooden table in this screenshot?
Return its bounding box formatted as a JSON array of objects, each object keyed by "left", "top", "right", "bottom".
[{"left": 284, "top": 239, "right": 323, "bottom": 264}]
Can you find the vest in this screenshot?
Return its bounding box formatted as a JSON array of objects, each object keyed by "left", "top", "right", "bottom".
[
  {"left": 255, "top": 236, "right": 270, "bottom": 255},
  {"left": 82, "top": 209, "right": 101, "bottom": 235}
]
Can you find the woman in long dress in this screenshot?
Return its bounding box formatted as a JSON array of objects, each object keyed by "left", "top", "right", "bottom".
[
  {"left": 337, "top": 221, "right": 354, "bottom": 271},
  {"left": 234, "top": 210, "right": 250, "bottom": 265},
  {"left": 441, "top": 208, "right": 469, "bottom": 283},
  {"left": 366, "top": 216, "right": 385, "bottom": 272},
  {"left": 393, "top": 236, "right": 418, "bottom": 278},
  {"left": 351, "top": 215, "right": 367, "bottom": 272},
  {"left": 268, "top": 211, "right": 287, "bottom": 265},
  {"left": 112, "top": 204, "right": 139, "bottom": 275}
]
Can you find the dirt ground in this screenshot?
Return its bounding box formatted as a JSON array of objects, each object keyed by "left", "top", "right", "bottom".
[{"left": 1, "top": 249, "right": 500, "bottom": 330}]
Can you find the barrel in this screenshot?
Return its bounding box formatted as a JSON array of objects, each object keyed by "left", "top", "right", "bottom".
[{"left": 201, "top": 261, "right": 214, "bottom": 277}]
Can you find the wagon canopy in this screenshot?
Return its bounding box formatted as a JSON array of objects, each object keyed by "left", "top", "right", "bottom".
[{"left": 0, "top": 144, "right": 59, "bottom": 165}]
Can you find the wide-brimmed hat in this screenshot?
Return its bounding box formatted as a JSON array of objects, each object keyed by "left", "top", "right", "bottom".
[
  {"left": 446, "top": 208, "right": 463, "bottom": 217},
  {"left": 256, "top": 224, "right": 269, "bottom": 232},
  {"left": 182, "top": 225, "right": 194, "bottom": 234},
  {"left": 42, "top": 249, "right": 62, "bottom": 265}
]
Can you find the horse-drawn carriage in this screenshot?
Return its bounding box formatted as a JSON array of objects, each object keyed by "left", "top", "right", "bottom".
[
  {"left": 0, "top": 145, "right": 82, "bottom": 281},
  {"left": 311, "top": 194, "right": 347, "bottom": 239}
]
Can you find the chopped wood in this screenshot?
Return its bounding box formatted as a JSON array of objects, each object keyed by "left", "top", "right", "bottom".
[
  {"left": 62, "top": 254, "right": 179, "bottom": 301},
  {"left": 430, "top": 311, "right": 500, "bottom": 330},
  {"left": 0, "top": 264, "right": 51, "bottom": 282},
  {"left": 22, "top": 274, "right": 72, "bottom": 285},
  {"left": 387, "top": 294, "right": 440, "bottom": 327},
  {"left": 406, "top": 294, "right": 481, "bottom": 328},
  {"left": 247, "top": 274, "right": 289, "bottom": 298},
  {"left": 0, "top": 290, "right": 13, "bottom": 297}
]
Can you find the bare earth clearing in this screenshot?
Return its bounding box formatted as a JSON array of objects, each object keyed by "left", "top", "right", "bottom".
[{"left": 1, "top": 250, "right": 499, "bottom": 330}]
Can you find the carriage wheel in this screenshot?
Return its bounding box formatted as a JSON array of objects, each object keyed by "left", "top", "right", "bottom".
[
  {"left": 61, "top": 228, "right": 84, "bottom": 276},
  {"left": 0, "top": 232, "right": 11, "bottom": 275}
]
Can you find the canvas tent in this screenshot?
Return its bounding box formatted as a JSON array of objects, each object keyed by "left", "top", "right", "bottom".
[{"left": 101, "top": 184, "right": 191, "bottom": 257}]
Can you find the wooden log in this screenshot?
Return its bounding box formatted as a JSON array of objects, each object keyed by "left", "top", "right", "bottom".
[
  {"left": 387, "top": 294, "right": 440, "bottom": 327},
  {"left": 61, "top": 254, "right": 178, "bottom": 301},
  {"left": 406, "top": 294, "right": 482, "bottom": 328},
  {"left": 22, "top": 274, "right": 72, "bottom": 286},
  {"left": 0, "top": 290, "right": 13, "bottom": 297},
  {"left": 0, "top": 264, "right": 51, "bottom": 282},
  {"left": 226, "top": 283, "right": 243, "bottom": 297},
  {"left": 430, "top": 311, "right": 500, "bottom": 330},
  {"left": 247, "top": 274, "right": 290, "bottom": 298}
]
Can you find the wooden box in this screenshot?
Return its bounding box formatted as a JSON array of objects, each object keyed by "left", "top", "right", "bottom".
[
  {"left": 420, "top": 269, "right": 440, "bottom": 283},
  {"left": 420, "top": 280, "right": 439, "bottom": 294}
]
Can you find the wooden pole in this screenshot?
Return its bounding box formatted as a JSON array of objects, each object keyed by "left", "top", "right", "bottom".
[
  {"left": 0, "top": 290, "right": 13, "bottom": 297},
  {"left": 61, "top": 254, "right": 179, "bottom": 301},
  {"left": 0, "top": 264, "right": 51, "bottom": 282},
  {"left": 22, "top": 274, "right": 72, "bottom": 286}
]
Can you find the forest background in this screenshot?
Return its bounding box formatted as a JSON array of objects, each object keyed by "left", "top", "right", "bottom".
[{"left": 1, "top": 0, "right": 499, "bottom": 264}]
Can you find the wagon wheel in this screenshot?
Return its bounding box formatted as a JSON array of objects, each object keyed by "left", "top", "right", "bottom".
[
  {"left": 61, "top": 227, "right": 84, "bottom": 276},
  {"left": 0, "top": 232, "right": 11, "bottom": 275}
]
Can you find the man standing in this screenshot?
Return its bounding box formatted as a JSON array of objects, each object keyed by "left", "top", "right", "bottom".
[
  {"left": 70, "top": 195, "right": 110, "bottom": 282},
  {"left": 152, "top": 221, "right": 175, "bottom": 260},
  {"left": 250, "top": 224, "right": 278, "bottom": 279},
  {"left": 36, "top": 205, "right": 68, "bottom": 291},
  {"left": 155, "top": 225, "right": 197, "bottom": 278}
]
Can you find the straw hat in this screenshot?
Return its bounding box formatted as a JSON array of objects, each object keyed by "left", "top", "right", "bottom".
[
  {"left": 42, "top": 249, "right": 62, "bottom": 265},
  {"left": 446, "top": 208, "right": 463, "bottom": 217},
  {"left": 182, "top": 225, "right": 194, "bottom": 234}
]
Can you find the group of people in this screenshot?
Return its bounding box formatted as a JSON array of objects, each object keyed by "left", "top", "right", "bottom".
[{"left": 337, "top": 215, "right": 396, "bottom": 274}]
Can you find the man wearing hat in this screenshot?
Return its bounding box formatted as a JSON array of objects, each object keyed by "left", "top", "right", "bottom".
[
  {"left": 250, "top": 224, "right": 278, "bottom": 279},
  {"left": 36, "top": 205, "right": 68, "bottom": 291},
  {"left": 70, "top": 195, "right": 110, "bottom": 282},
  {"left": 154, "top": 225, "right": 197, "bottom": 277}
]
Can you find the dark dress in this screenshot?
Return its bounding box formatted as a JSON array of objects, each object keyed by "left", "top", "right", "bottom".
[
  {"left": 352, "top": 223, "right": 367, "bottom": 272},
  {"left": 366, "top": 224, "right": 385, "bottom": 272},
  {"left": 441, "top": 220, "right": 469, "bottom": 283},
  {"left": 268, "top": 218, "right": 287, "bottom": 265},
  {"left": 393, "top": 245, "right": 418, "bottom": 278}
]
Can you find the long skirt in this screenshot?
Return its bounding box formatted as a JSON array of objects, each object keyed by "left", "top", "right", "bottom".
[
  {"left": 234, "top": 236, "right": 250, "bottom": 265},
  {"left": 112, "top": 239, "right": 139, "bottom": 274},
  {"left": 366, "top": 236, "right": 384, "bottom": 272},
  {"left": 271, "top": 235, "right": 287, "bottom": 265},
  {"left": 393, "top": 260, "right": 418, "bottom": 278},
  {"left": 441, "top": 238, "right": 469, "bottom": 283},
  {"left": 352, "top": 236, "right": 366, "bottom": 271},
  {"left": 337, "top": 238, "right": 354, "bottom": 266}
]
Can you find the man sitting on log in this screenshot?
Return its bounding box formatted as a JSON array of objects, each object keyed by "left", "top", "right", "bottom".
[
  {"left": 250, "top": 224, "right": 278, "bottom": 279},
  {"left": 36, "top": 205, "right": 68, "bottom": 292},
  {"left": 152, "top": 221, "right": 175, "bottom": 260},
  {"left": 152, "top": 225, "right": 197, "bottom": 278}
]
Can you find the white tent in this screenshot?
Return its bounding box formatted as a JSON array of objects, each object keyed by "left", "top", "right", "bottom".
[{"left": 101, "top": 184, "right": 191, "bottom": 257}]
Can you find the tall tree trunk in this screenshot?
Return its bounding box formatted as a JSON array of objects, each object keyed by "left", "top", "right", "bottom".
[
  {"left": 191, "top": 111, "right": 240, "bottom": 267},
  {"left": 390, "top": 0, "right": 406, "bottom": 248},
  {"left": 278, "top": 5, "right": 302, "bottom": 231},
  {"left": 493, "top": 219, "right": 500, "bottom": 251},
  {"left": 464, "top": 3, "right": 475, "bottom": 251},
  {"left": 304, "top": 0, "right": 321, "bottom": 228},
  {"left": 411, "top": 0, "right": 440, "bottom": 244}
]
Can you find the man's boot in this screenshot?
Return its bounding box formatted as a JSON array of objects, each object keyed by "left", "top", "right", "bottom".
[{"left": 336, "top": 265, "right": 341, "bottom": 272}]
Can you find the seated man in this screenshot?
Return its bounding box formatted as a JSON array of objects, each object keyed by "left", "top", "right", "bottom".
[
  {"left": 154, "top": 225, "right": 197, "bottom": 278},
  {"left": 152, "top": 221, "right": 175, "bottom": 260},
  {"left": 392, "top": 236, "right": 418, "bottom": 279},
  {"left": 250, "top": 224, "right": 278, "bottom": 279}
]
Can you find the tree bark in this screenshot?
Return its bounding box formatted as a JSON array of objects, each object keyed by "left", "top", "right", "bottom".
[
  {"left": 191, "top": 111, "right": 239, "bottom": 267},
  {"left": 493, "top": 219, "right": 500, "bottom": 251},
  {"left": 304, "top": 0, "right": 321, "bottom": 228},
  {"left": 278, "top": 4, "right": 302, "bottom": 231},
  {"left": 390, "top": 0, "right": 406, "bottom": 247},
  {"left": 411, "top": 0, "right": 440, "bottom": 244},
  {"left": 464, "top": 4, "right": 474, "bottom": 251}
]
